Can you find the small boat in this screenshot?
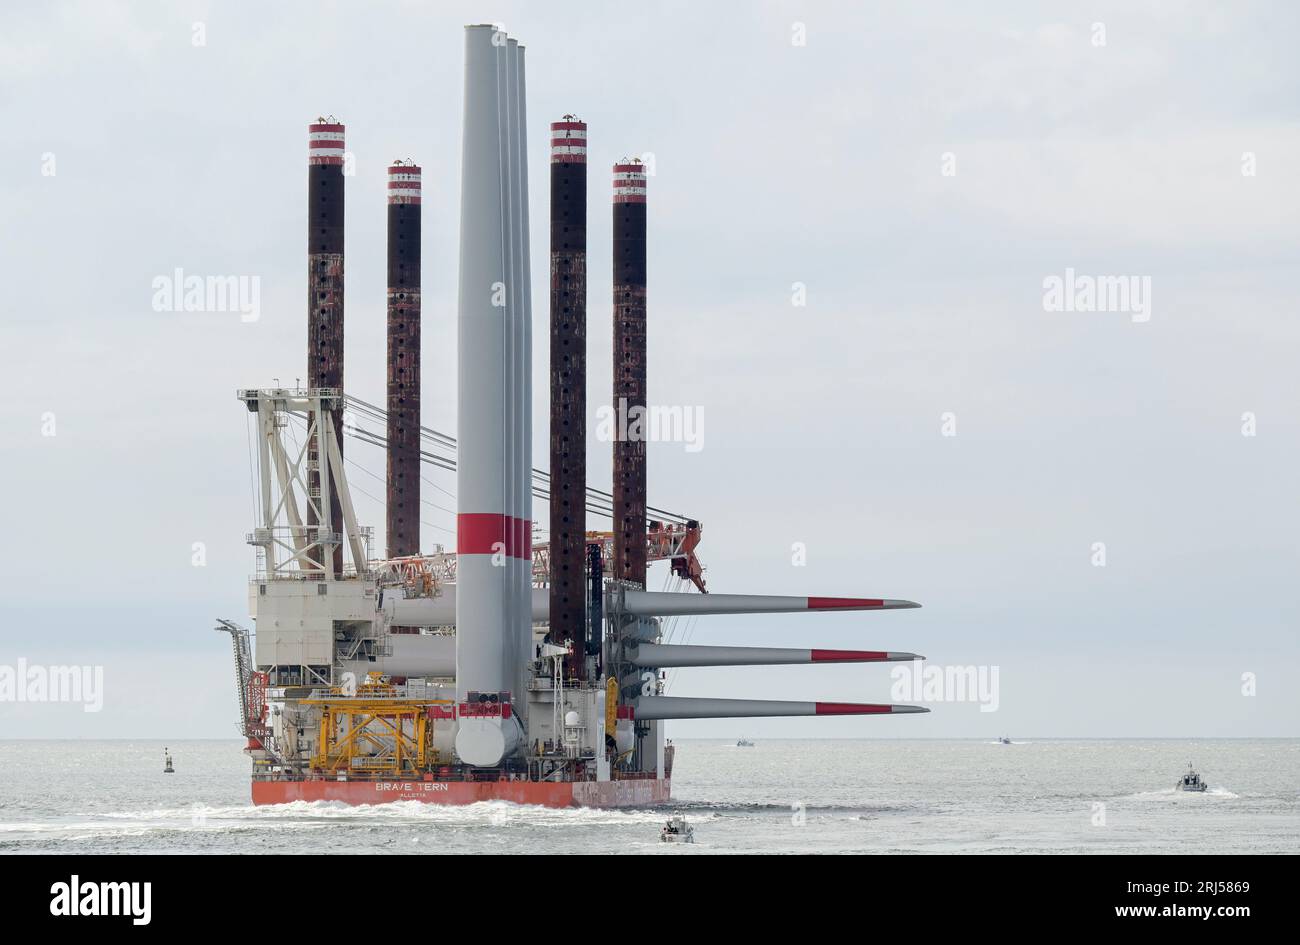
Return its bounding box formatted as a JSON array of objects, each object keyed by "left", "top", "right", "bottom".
[
  {"left": 1176, "top": 763, "right": 1207, "bottom": 793},
  {"left": 163, "top": 748, "right": 175, "bottom": 773},
  {"left": 736, "top": 738, "right": 755, "bottom": 747},
  {"left": 997, "top": 736, "right": 1012, "bottom": 745},
  {"left": 659, "top": 816, "right": 694, "bottom": 843}
]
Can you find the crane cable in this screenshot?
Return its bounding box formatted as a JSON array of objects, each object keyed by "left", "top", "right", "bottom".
[{"left": 343, "top": 394, "right": 691, "bottom": 525}]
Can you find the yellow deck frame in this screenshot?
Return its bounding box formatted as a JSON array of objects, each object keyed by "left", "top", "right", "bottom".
[{"left": 304, "top": 681, "right": 452, "bottom": 776}]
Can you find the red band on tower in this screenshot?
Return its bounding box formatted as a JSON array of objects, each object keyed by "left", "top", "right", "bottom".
[
  {"left": 387, "top": 163, "right": 422, "bottom": 204},
  {"left": 613, "top": 162, "right": 647, "bottom": 204},
  {"left": 308, "top": 122, "right": 346, "bottom": 166},
  {"left": 551, "top": 118, "right": 587, "bottom": 164},
  {"left": 457, "top": 513, "right": 533, "bottom": 559}
]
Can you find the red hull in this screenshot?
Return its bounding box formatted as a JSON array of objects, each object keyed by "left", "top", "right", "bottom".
[{"left": 252, "top": 777, "right": 671, "bottom": 809}]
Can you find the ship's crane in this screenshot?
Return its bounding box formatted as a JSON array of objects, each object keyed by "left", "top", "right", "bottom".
[
  {"left": 401, "top": 524, "right": 705, "bottom": 593},
  {"left": 341, "top": 395, "right": 707, "bottom": 592},
  {"left": 545, "top": 523, "right": 705, "bottom": 592}
]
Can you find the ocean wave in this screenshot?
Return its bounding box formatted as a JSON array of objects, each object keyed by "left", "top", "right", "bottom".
[
  {"left": 668, "top": 799, "right": 919, "bottom": 818},
  {"left": 1124, "top": 786, "right": 1240, "bottom": 800},
  {"left": 205, "top": 798, "right": 667, "bottom": 827}
]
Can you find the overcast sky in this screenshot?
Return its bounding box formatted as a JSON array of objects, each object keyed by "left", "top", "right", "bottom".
[{"left": 2, "top": 1, "right": 1297, "bottom": 739}]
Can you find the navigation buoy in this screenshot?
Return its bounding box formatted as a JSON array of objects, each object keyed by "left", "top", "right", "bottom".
[{"left": 164, "top": 747, "right": 174, "bottom": 773}]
